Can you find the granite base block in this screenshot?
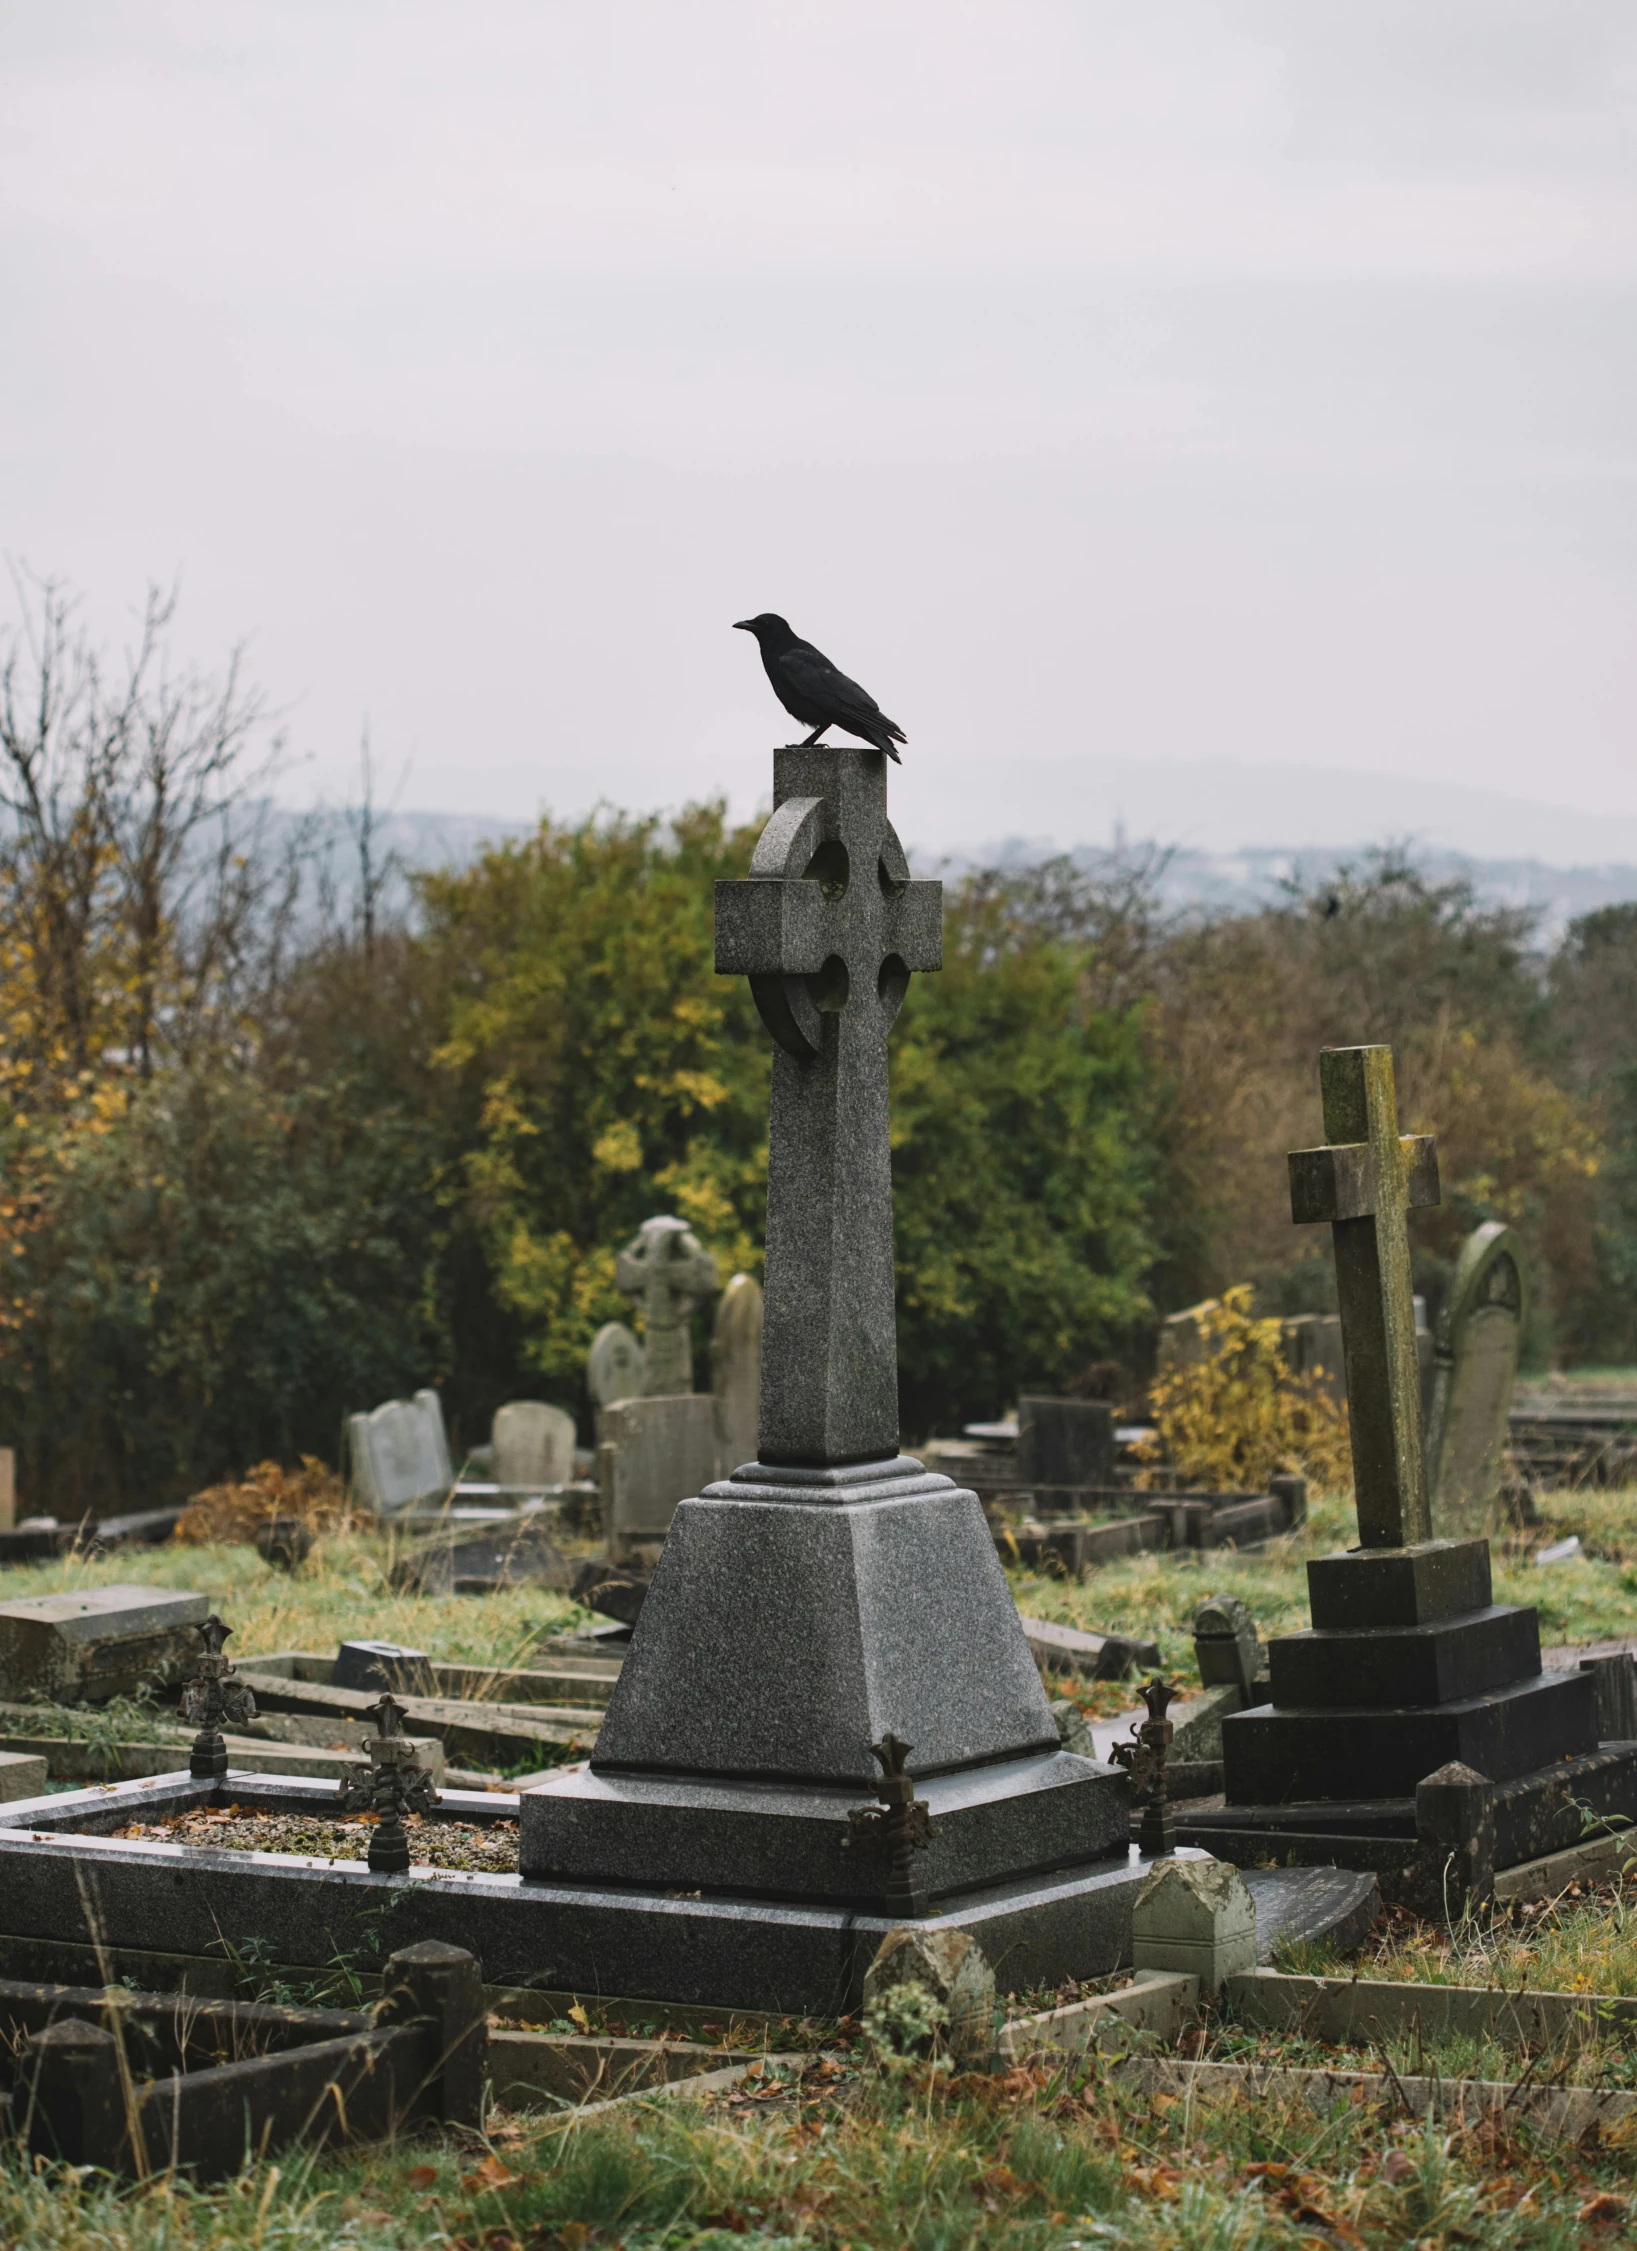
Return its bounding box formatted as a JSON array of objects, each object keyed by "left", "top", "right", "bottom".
[
  {"left": 519, "top": 1748, "right": 1130, "bottom": 1902},
  {"left": 1223, "top": 1668, "right": 1598, "bottom": 1803},
  {"left": 0, "top": 1796, "right": 1159, "bottom": 2013},
  {"left": 590, "top": 1459, "right": 1057, "bottom": 1785},
  {"left": 1305, "top": 1540, "right": 1492, "bottom": 1631},
  {"left": 1267, "top": 1605, "right": 1541, "bottom": 1711}
]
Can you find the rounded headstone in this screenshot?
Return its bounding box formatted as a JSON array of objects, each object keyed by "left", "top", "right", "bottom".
[{"left": 587, "top": 1322, "right": 646, "bottom": 1408}]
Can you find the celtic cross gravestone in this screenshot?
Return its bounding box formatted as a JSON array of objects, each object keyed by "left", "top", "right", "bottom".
[
  {"left": 615, "top": 1216, "right": 717, "bottom": 1396},
  {"left": 714, "top": 744, "right": 941, "bottom": 1461},
  {"left": 519, "top": 742, "right": 1139, "bottom": 2001}
]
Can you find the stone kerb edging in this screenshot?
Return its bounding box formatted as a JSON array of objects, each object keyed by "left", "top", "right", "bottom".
[
  {"left": 1124, "top": 2057, "right": 1637, "bottom": 2141},
  {"left": 1226, "top": 1967, "right": 1637, "bottom": 2051}
]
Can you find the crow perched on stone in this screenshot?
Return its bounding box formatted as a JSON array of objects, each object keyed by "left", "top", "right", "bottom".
[{"left": 733, "top": 614, "right": 907, "bottom": 761}]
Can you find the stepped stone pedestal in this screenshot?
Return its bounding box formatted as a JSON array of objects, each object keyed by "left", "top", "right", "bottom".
[
  {"left": 1175, "top": 1049, "right": 1637, "bottom": 1900},
  {"left": 519, "top": 745, "right": 1143, "bottom": 2009}
]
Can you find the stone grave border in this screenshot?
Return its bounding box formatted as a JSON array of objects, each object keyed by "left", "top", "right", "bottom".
[
  {"left": 4, "top": 1940, "right": 484, "bottom": 2177},
  {"left": 0, "top": 1768, "right": 1151, "bottom": 2013}
]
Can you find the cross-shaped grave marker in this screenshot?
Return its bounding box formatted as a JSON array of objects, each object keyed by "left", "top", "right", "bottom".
[
  {"left": 615, "top": 1215, "right": 717, "bottom": 1394},
  {"left": 716, "top": 745, "right": 942, "bottom": 1464},
  {"left": 1289, "top": 1043, "right": 1440, "bottom": 1548}
]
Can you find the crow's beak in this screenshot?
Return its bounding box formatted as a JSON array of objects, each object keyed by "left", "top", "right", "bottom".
[{"left": 732, "top": 619, "right": 753, "bottom": 632}]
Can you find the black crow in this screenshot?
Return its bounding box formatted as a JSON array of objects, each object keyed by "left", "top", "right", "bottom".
[{"left": 733, "top": 614, "right": 906, "bottom": 761}]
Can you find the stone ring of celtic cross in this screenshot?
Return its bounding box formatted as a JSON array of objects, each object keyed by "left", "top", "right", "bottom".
[{"left": 732, "top": 793, "right": 926, "bottom": 1059}]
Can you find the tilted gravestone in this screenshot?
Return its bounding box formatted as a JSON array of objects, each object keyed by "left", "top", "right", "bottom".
[
  {"left": 710, "top": 1271, "right": 763, "bottom": 1475},
  {"left": 615, "top": 1216, "right": 717, "bottom": 1395},
  {"left": 491, "top": 1401, "right": 576, "bottom": 1490},
  {"left": 520, "top": 740, "right": 1139, "bottom": 2004},
  {"left": 1426, "top": 1222, "right": 1527, "bottom": 1541},
  {"left": 0, "top": 1586, "right": 210, "bottom": 1704},
  {"left": 597, "top": 1395, "right": 721, "bottom": 1564},
  {"left": 347, "top": 1391, "right": 452, "bottom": 1516},
  {"left": 1197, "top": 1045, "right": 1636, "bottom": 1908}
]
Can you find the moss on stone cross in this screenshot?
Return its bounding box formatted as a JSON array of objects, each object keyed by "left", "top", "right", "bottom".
[{"left": 1288, "top": 1044, "right": 1440, "bottom": 1548}]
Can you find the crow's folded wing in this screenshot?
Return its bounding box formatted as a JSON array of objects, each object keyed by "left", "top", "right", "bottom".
[{"left": 777, "top": 642, "right": 885, "bottom": 729}]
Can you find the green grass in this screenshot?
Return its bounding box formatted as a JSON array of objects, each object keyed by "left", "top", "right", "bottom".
[
  {"left": 1, "top": 1531, "right": 588, "bottom": 1681},
  {"left": 3, "top": 2052, "right": 1635, "bottom": 2250},
  {"left": 1009, "top": 1485, "right": 1637, "bottom": 1677}
]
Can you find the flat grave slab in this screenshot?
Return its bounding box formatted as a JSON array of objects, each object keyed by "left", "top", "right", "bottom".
[{"left": 0, "top": 1584, "right": 209, "bottom": 1702}]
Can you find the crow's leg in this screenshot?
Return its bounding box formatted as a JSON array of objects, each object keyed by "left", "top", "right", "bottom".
[{"left": 800, "top": 724, "right": 832, "bottom": 746}]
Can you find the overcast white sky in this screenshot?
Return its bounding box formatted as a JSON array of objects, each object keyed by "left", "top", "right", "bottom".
[{"left": 2, "top": 2, "right": 1633, "bottom": 858}]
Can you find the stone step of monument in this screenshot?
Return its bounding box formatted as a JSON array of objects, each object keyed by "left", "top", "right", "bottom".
[
  {"left": 1267, "top": 1604, "right": 1543, "bottom": 1711},
  {"left": 1223, "top": 1668, "right": 1599, "bottom": 1803},
  {"left": 1184, "top": 1742, "right": 1637, "bottom": 1877},
  {"left": 231, "top": 1670, "right": 602, "bottom": 1764}
]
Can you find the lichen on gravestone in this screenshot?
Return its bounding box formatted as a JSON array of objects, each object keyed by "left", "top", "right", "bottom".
[
  {"left": 861, "top": 1926, "right": 996, "bottom": 2068},
  {"left": 1131, "top": 1855, "right": 1257, "bottom": 1991}
]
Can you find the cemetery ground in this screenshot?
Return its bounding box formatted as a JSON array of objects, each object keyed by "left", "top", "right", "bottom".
[{"left": 5, "top": 1502, "right": 1637, "bottom": 2244}]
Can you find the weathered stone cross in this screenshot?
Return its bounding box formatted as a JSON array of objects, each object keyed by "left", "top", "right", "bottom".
[
  {"left": 716, "top": 744, "right": 942, "bottom": 1465},
  {"left": 615, "top": 1215, "right": 717, "bottom": 1395},
  {"left": 1289, "top": 1044, "right": 1440, "bottom": 1548}
]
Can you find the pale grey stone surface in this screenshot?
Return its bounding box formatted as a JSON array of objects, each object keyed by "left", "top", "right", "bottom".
[
  {"left": 1132, "top": 1856, "right": 1257, "bottom": 1991},
  {"left": 1428, "top": 1222, "right": 1527, "bottom": 1541},
  {"left": 0, "top": 1750, "right": 48, "bottom": 1801},
  {"left": 347, "top": 1394, "right": 452, "bottom": 1516},
  {"left": 711, "top": 1271, "right": 763, "bottom": 1475},
  {"left": 616, "top": 1216, "right": 717, "bottom": 1396},
  {"left": 597, "top": 1395, "right": 721, "bottom": 1564},
  {"left": 491, "top": 1402, "right": 576, "bottom": 1490},
  {"left": 0, "top": 1586, "right": 210, "bottom": 1703}
]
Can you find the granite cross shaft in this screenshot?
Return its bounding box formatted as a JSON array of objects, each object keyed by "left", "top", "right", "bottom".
[
  {"left": 1289, "top": 1043, "right": 1440, "bottom": 1549},
  {"left": 715, "top": 743, "right": 942, "bottom": 1464}
]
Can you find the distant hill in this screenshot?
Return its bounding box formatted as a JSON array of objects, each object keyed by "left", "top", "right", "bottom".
[{"left": 284, "top": 804, "right": 1637, "bottom": 950}]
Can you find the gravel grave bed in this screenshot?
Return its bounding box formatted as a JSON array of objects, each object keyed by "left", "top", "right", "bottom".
[{"left": 109, "top": 1808, "right": 521, "bottom": 1872}]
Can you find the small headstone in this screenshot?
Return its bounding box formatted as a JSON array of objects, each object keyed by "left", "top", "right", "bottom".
[
  {"left": 334, "top": 1641, "right": 437, "bottom": 1696},
  {"left": 614, "top": 1215, "right": 717, "bottom": 1395},
  {"left": 255, "top": 1518, "right": 312, "bottom": 1572},
  {"left": 392, "top": 1523, "right": 573, "bottom": 1597},
  {"left": 347, "top": 1393, "right": 452, "bottom": 1516},
  {"left": 1016, "top": 1397, "right": 1114, "bottom": 1493},
  {"left": 0, "top": 1585, "right": 210, "bottom": 1704},
  {"left": 1131, "top": 1855, "right": 1257, "bottom": 1991},
  {"left": 1427, "top": 1221, "right": 1527, "bottom": 1541},
  {"left": 598, "top": 1394, "right": 721, "bottom": 1564},
  {"left": 570, "top": 1559, "right": 649, "bottom": 1626},
  {"left": 491, "top": 1401, "right": 576, "bottom": 1490},
  {"left": 862, "top": 1926, "right": 995, "bottom": 2067},
  {"left": 586, "top": 1322, "right": 646, "bottom": 1429},
  {"left": 1020, "top": 1614, "right": 1162, "bottom": 1682},
  {"left": 1048, "top": 1697, "right": 1095, "bottom": 1755},
  {"left": 710, "top": 1272, "right": 763, "bottom": 1474},
  {"left": 1193, "top": 1595, "right": 1262, "bottom": 1699},
  {"left": 0, "top": 1750, "right": 48, "bottom": 1801}
]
